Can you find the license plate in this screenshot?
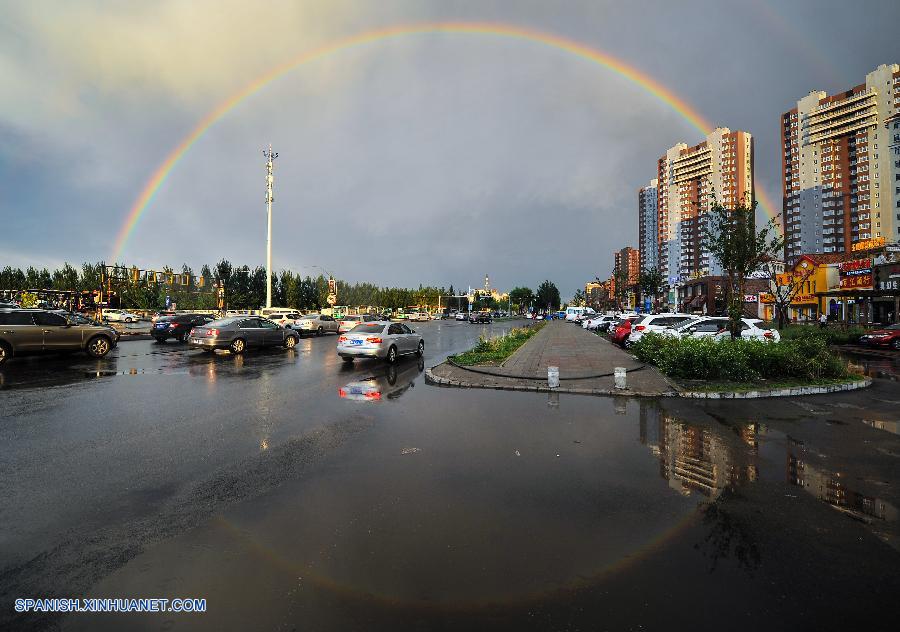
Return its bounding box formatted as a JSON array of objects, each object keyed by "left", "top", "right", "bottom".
[
  {"left": 191, "top": 338, "right": 202, "bottom": 344},
  {"left": 351, "top": 339, "right": 363, "bottom": 345}
]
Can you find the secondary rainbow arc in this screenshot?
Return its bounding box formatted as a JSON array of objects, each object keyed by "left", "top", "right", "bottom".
[{"left": 111, "top": 21, "right": 780, "bottom": 263}]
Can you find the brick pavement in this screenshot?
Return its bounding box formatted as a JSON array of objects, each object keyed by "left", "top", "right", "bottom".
[{"left": 429, "top": 321, "right": 677, "bottom": 396}]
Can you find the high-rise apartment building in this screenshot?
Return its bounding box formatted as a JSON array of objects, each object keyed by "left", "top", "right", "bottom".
[
  {"left": 614, "top": 246, "right": 640, "bottom": 286},
  {"left": 638, "top": 179, "right": 659, "bottom": 275},
  {"left": 782, "top": 63, "right": 900, "bottom": 262},
  {"left": 656, "top": 128, "right": 754, "bottom": 284}
]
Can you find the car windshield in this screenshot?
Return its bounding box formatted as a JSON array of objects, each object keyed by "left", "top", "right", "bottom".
[
  {"left": 672, "top": 318, "right": 702, "bottom": 331},
  {"left": 885, "top": 324, "right": 900, "bottom": 331},
  {"left": 156, "top": 316, "right": 174, "bottom": 323},
  {"left": 350, "top": 323, "right": 386, "bottom": 334},
  {"left": 301, "top": 314, "right": 319, "bottom": 320},
  {"left": 344, "top": 316, "right": 362, "bottom": 321}
]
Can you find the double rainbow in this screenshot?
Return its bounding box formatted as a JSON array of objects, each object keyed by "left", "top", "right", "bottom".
[{"left": 111, "top": 21, "right": 780, "bottom": 263}]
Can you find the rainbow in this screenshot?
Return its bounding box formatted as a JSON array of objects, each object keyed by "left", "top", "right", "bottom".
[{"left": 111, "top": 21, "right": 780, "bottom": 263}]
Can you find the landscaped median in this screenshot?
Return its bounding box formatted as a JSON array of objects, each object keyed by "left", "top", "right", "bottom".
[
  {"left": 629, "top": 331, "right": 870, "bottom": 398},
  {"left": 449, "top": 323, "right": 544, "bottom": 366}
]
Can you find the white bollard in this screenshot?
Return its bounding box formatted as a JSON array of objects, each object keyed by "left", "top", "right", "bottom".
[
  {"left": 547, "top": 366, "right": 560, "bottom": 389},
  {"left": 614, "top": 367, "right": 627, "bottom": 389}
]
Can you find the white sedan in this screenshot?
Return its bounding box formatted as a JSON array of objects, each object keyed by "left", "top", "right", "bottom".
[{"left": 103, "top": 309, "right": 142, "bottom": 323}]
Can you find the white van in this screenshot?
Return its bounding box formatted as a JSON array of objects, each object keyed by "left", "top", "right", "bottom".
[{"left": 565, "top": 306, "right": 595, "bottom": 322}]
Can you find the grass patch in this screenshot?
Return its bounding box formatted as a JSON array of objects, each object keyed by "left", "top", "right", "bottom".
[{"left": 450, "top": 323, "right": 544, "bottom": 366}]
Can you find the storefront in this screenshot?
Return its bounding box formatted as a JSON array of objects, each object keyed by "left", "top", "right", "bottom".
[{"left": 873, "top": 262, "right": 900, "bottom": 324}]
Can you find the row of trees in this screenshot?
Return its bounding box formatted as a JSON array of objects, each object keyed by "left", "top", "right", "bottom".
[{"left": 0, "top": 260, "right": 562, "bottom": 314}]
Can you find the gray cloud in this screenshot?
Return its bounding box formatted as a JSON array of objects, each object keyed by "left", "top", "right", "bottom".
[{"left": 1, "top": 0, "right": 898, "bottom": 299}]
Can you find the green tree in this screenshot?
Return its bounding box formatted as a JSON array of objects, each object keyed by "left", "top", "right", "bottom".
[
  {"left": 638, "top": 268, "right": 664, "bottom": 311},
  {"left": 508, "top": 286, "right": 534, "bottom": 312},
  {"left": 571, "top": 289, "right": 586, "bottom": 307},
  {"left": 707, "top": 195, "right": 783, "bottom": 338},
  {"left": 535, "top": 280, "right": 560, "bottom": 312},
  {"left": 613, "top": 268, "right": 629, "bottom": 310}
]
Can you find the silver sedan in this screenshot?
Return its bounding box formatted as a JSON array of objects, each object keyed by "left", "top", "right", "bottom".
[
  {"left": 291, "top": 313, "right": 340, "bottom": 337},
  {"left": 337, "top": 321, "right": 424, "bottom": 363}
]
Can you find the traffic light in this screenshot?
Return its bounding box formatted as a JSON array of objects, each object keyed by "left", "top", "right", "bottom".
[{"left": 328, "top": 277, "right": 336, "bottom": 294}]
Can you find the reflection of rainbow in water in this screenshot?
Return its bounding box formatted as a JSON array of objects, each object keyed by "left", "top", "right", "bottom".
[
  {"left": 210, "top": 509, "right": 700, "bottom": 612},
  {"left": 111, "top": 21, "right": 781, "bottom": 263}
]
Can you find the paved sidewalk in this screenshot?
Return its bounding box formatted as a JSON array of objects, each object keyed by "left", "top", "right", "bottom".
[{"left": 428, "top": 321, "right": 677, "bottom": 396}]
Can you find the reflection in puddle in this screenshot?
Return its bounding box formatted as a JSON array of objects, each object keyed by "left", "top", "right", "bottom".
[
  {"left": 787, "top": 439, "right": 898, "bottom": 525},
  {"left": 339, "top": 358, "right": 424, "bottom": 402},
  {"left": 650, "top": 404, "right": 898, "bottom": 548},
  {"left": 861, "top": 419, "right": 900, "bottom": 436}
]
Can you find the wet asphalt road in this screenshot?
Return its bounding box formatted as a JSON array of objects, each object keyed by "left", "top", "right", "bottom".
[{"left": 1, "top": 321, "right": 899, "bottom": 631}]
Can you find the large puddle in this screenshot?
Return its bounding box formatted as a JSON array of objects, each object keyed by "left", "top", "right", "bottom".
[{"left": 63, "top": 386, "right": 900, "bottom": 631}]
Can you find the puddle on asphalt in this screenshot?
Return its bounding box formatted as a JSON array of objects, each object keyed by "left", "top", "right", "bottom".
[{"left": 70, "top": 389, "right": 899, "bottom": 631}]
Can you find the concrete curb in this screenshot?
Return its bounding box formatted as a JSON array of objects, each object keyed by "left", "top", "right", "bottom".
[
  {"left": 677, "top": 378, "right": 872, "bottom": 399},
  {"left": 424, "top": 366, "right": 678, "bottom": 397},
  {"left": 425, "top": 365, "right": 872, "bottom": 399}
]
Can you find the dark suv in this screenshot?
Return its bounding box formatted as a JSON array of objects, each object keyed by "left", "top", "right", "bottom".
[
  {"left": 469, "top": 312, "right": 493, "bottom": 324},
  {"left": 152, "top": 313, "right": 215, "bottom": 343},
  {"left": 0, "top": 309, "right": 119, "bottom": 366}
]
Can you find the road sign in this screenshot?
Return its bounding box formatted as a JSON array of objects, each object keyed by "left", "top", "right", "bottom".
[{"left": 326, "top": 293, "right": 337, "bottom": 305}]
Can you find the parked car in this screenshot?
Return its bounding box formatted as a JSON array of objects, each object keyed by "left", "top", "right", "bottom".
[
  {"left": 469, "top": 312, "right": 492, "bottom": 324},
  {"left": 408, "top": 311, "right": 430, "bottom": 322},
  {"left": 187, "top": 316, "right": 299, "bottom": 354},
  {"left": 0, "top": 308, "right": 119, "bottom": 365},
  {"left": 337, "top": 321, "right": 424, "bottom": 363},
  {"left": 291, "top": 313, "right": 340, "bottom": 336},
  {"left": 857, "top": 324, "right": 900, "bottom": 350},
  {"left": 266, "top": 311, "right": 302, "bottom": 328},
  {"left": 338, "top": 314, "right": 377, "bottom": 333},
  {"left": 610, "top": 316, "right": 642, "bottom": 347},
  {"left": 0, "top": 302, "right": 19, "bottom": 309},
  {"left": 665, "top": 317, "right": 781, "bottom": 343},
  {"left": 153, "top": 313, "right": 216, "bottom": 343},
  {"left": 627, "top": 313, "right": 694, "bottom": 346},
  {"left": 455, "top": 312, "right": 468, "bottom": 321},
  {"left": 584, "top": 315, "right": 618, "bottom": 332},
  {"left": 103, "top": 309, "right": 141, "bottom": 323}
]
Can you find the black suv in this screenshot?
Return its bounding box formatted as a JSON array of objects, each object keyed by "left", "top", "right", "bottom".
[
  {"left": 153, "top": 313, "right": 215, "bottom": 343},
  {"left": 469, "top": 312, "right": 493, "bottom": 324}
]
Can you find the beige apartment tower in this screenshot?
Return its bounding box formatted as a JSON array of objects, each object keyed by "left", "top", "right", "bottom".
[
  {"left": 782, "top": 63, "right": 900, "bottom": 262},
  {"left": 656, "top": 128, "right": 754, "bottom": 284}
]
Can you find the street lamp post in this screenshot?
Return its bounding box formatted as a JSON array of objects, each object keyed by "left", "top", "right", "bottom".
[{"left": 263, "top": 145, "right": 278, "bottom": 309}]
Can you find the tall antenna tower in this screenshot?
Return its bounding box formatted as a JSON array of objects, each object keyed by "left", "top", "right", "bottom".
[{"left": 263, "top": 144, "right": 278, "bottom": 308}]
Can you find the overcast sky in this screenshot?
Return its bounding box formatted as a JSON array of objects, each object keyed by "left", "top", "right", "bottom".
[{"left": 1, "top": 0, "right": 898, "bottom": 299}]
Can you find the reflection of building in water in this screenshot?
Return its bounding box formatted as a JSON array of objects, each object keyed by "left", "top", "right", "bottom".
[
  {"left": 787, "top": 444, "right": 898, "bottom": 524},
  {"left": 861, "top": 419, "right": 900, "bottom": 436},
  {"left": 640, "top": 406, "right": 757, "bottom": 499}
]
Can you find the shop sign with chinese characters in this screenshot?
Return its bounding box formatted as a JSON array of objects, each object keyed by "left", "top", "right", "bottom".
[{"left": 839, "top": 258, "right": 873, "bottom": 289}]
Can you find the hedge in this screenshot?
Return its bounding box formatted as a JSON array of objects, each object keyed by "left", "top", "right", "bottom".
[{"left": 631, "top": 333, "right": 850, "bottom": 382}]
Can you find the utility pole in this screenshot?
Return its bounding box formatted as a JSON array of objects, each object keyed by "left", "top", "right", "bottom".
[{"left": 263, "top": 144, "right": 278, "bottom": 309}]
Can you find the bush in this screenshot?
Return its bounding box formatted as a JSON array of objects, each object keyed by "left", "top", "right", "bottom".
[
  {"left": 780, "top": 324, "right": 869, "bottom": 345},
  {"left": 632, "top": 332, "right": 850, "bottom": 382}
]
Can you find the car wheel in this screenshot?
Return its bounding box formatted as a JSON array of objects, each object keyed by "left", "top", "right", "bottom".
[
  {"left": 386, "top": 345, "right": 398, "bottom": 364},
  {"left": 342, "top": 356, "right": 354, "bottom": 364},
  {"left": 230, "top": 338, "right": 246, "bottom": 354},
  {"left": 124, "top": 317, "right": 132, "bottom": 323},
  {"left": 416, "top": 340, "right": 424, "bottom": 357},
  {"left": 0, "top": 342, "right": 10, "bottom": 366},
  {"left": 285, "top": 335, "right": 297, "bottom": 349},
  {"left": 86, "top": 335, "right": 112, "bottom": 358},
  {"left": 892, "top": 338, "right": 900, "bottom": 351},
  {"left": 316, "top": 326, "right": 323, "bottom": 337},
  {"left": 179, "top": 333, "right": 190, "bottom": 343},
  {"left": 154, "top": 337, "right": 166, "bottom": 343}
]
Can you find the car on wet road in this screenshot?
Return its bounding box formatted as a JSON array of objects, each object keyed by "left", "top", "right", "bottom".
[
  {"left": 0, "top": 308, "right": 118, "bottom": 365},
  {"left": 858, "top": 324, "right": 900, "bottom": 350},
  {"left": 103, "top": 308, "right": 142, "bottom": 323},
  {"left": 338, "top": 314, "right": 378, "bottom": 333},
  {"left": 337, "top": 321, "right": 424, "bottom": 363},
  {"left": 187, "top": 316, "right": 299, "bottom": 354},
  {"left": 291, "top": 313, "right": 340, "bottom": 337},
  {"left": 153, "top": 313, "right": 216, "bottom": 343}
]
